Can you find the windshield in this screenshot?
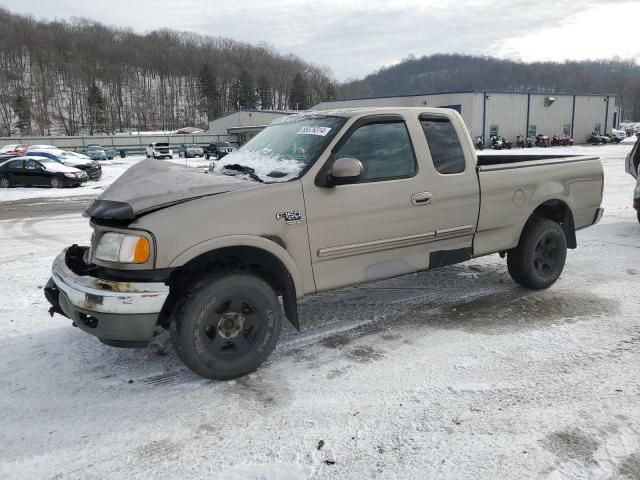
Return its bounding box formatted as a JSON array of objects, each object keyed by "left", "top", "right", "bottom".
[
  {"left": 215, "top": 142, "right": 232, "bottom": 147},
  {"left": 214, "top": 115, "right": 345, "bottom": 182}
]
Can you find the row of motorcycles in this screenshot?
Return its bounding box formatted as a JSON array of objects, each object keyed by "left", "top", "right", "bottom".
[
  {"left": 475, "top": 134, "right": 575, "bottom": 150},
  {"left": 587, "top": 132, "right": 622, "bottom": 144}
]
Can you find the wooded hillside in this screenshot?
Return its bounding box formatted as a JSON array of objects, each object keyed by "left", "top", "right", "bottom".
[
  {"left": 338, "top": 54, "right": 640, "bottom": 121},
  {"left": 0, "top": 8, "right": 334, "bottom": 136}
]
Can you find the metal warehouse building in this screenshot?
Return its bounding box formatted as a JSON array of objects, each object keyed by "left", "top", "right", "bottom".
[
  {"left": 207, "top": 110, "right": 293, "bottom": 144},
  {"left": 310, "top": 91, "right": 621, "bottom": 144}
]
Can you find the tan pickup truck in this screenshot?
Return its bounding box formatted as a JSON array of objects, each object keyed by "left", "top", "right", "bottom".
[{"left": 45, "top": 107, "right": 604, "bottom": 379}]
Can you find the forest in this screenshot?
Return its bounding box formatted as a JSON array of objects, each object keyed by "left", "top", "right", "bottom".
[
  {"left": 337, "top": 54, "right": 640, "bottom": 121},
  {"left": 3, "top": 6, "right": 640, "bottom": 137},
  {"left": 0, "top": 8, "right": 334, "bottom": 136}
]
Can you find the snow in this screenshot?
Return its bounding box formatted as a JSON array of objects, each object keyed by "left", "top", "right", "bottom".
[
  {"left": 215, "top": 150, "right": 304, "bottom": 182},
  {"left": 1, "top": 143, "right": 640, "bottom": 479}
]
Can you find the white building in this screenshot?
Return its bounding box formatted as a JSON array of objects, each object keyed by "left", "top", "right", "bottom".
[
  {"left": 207, "top": 110, "right": 294, "bottom": 144},
  {"left": 310, "top": 91, "right": 621, "bottom": 143}
]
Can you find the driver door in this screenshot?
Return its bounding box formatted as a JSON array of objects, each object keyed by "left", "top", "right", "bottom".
[
  {"left": 302, "top": 115, "right": 436, "bottom": 291},
  {"left": 24, "top": 159, "right": 48, "bottom": 186}
]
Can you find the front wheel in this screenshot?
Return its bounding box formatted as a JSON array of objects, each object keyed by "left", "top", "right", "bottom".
[
  {"left": 0, "top": 176, "right": 11, "bottom": 188},
  {"left": 50, "top": 177, "right": 63, "bottom": 188},
  {"left": 507, "top": 218, "right": 567, "bottom": 289},
  {"left": 170, "top": 272, "right": 283, "bottom": 380}
]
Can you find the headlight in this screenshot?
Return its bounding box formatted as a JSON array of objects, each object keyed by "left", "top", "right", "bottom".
[
  {"left": 64, "top": 173, "right": 76, "bottom": 178},
  {"left": 95, "top": 232, "right": 150, "bottom": 264}
]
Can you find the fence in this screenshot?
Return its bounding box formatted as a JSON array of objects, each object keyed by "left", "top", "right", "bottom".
[{"left": 0, "top": 133, "right": 234, "bottom": 153}]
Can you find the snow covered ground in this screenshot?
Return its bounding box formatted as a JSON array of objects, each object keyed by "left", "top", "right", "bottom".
[
  {"left": 0, "top": 155, "right": 212, "bottom": 202},
  {"left": 1, "top": 144, "right": 639, "bottom": 480}
]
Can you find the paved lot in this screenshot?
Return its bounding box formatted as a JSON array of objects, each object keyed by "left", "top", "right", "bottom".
[{"left": 0, "top": 147, "right": 639, "bottom": 480}]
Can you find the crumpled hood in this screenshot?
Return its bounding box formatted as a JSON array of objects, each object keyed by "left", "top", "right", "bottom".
[{"left": 85, "top": 159, "right": 260, "bottom": 221}]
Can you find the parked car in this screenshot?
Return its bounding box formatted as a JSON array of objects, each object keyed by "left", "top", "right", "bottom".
[
  {"left": 0, "top": 144, "right": 27, "bottom": 154},
  {"left": 0, "top": 156, "right": 88, "bottom": 188},
  {"left": 45, "top": 107, "right": 604, "bottom": 380},
  {"left": 146, "top": 142, "right": 173, "bottom": 159},
  {"left": 625, "top": 136, "right": 640, "bottom": 223},
  {"left": 178, "top": 144, "right": 204, "bottom": 158},
  {"left": 204, "top": 142, "right": 235, "bottom": 160},
  {"left": 29, "top": 149, "right": 102, "bottom": 180}
]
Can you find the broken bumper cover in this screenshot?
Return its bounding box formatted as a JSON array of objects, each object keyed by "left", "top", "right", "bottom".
[{"left": 48, "top": 249, "right": 170, "bottom": 343}]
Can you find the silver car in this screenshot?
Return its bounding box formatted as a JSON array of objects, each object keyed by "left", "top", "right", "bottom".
[{"left": 179, "top": 144, "right": 204, "bottom": 158}]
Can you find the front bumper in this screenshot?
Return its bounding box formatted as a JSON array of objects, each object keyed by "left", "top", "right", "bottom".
[{"left": 47, "top": 249, "right": 170, "bottom": 343}]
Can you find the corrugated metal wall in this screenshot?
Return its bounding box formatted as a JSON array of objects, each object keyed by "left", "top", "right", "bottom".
[
  {"left": 484, "top": 93, "right": 529, "bottom": 140},
  {"left": 573, "top": 96, "right": 615, "bottom": 143},
  {"left": 312, "top": 92, "right": 616, "bottom": 144},
  {"left": 207, "top": 111, "right": 290, "bottom": 136}
]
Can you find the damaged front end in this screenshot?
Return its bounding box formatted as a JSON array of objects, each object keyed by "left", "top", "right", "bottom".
[{"left": 45, "top": 244, "right": 170, "bottom": 348}]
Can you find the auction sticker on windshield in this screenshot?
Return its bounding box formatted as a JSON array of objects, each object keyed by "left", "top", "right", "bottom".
[{"left": 297, "top": 126, "right": 331, "bottom": 136}]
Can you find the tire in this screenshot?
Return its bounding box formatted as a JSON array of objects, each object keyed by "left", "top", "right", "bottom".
[
  {"left": 50, "top": 177, "right": 63, "bottom": 188},
  {"left": 0, "top": 176, "right": 11, "bottom": 188},
  {"left": 637, "top": 209, "right": 640, "bottom": 225},
  {"left": 507, "top": 218, "right": 567, "bottom": 290},
  {"left": 170, "top": 272, "right": 283, "bottom": 380}
]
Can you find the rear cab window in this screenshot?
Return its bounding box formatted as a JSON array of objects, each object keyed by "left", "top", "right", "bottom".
[{"left": 420, "top": 116, "right": 466, "bottom": 174}]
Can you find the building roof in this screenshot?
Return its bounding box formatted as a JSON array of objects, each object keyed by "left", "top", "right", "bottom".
[
  {"left": 311, "top": 89, "right": 617, "bottom": 109},
  {"left": 209, "top": 109, "right": 296, "bottom": 123}
]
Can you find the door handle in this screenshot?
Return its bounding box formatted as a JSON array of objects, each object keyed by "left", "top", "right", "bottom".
[{"left": 411, "top": 192, "right": 432, "bottom": 206}]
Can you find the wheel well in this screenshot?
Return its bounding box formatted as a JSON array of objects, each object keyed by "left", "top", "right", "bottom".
[
  {"left": 530, "top": 200, "right": 576, "bottom": 249},
  {"left": 159, "top": 246, "right": 299, "bottom": 330}
]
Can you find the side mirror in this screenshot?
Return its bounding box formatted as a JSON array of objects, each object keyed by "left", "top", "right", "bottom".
[{"left": 328, "top": 157, "right": 363, "bottom": 186}]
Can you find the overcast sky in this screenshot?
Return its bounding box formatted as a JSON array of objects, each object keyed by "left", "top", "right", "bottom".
[{"left": 2, "top": 0, "right": 640, "bottom": 81}]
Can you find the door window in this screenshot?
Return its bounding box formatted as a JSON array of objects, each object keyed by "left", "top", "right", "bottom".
[
  {"left": 420, "top": 117, "right": 466, "bottom": 174},
  {"left": 7, "top": 160, "right": 23, "bottom": 169},
  {"left": 334, "top": 121, "right": 416, "bottom": 181},
  {"left": 25, "top": 159, "right": 41, "bottom": 170}
]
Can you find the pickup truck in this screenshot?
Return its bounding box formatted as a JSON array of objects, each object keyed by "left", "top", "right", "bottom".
[
  {"left": 626, "top": 136, "right": 640, "bottom": 223},
  {"left": 44, "top": 107, "right": 604, "bottom": 380},
  {"left": 146, "top": 142, "right": 173, "bottom": 159}
]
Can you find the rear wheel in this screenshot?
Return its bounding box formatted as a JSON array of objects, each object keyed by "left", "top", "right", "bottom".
[
  {"left": 170, "top": 272, "right": 282, "bottom": 380},
  {"left": 507, "top": 218, "right": 567, "bottom": 289},
  {"left": 0, "top": 176, "right": 11, "bottom": 188},
  {"left": 50, "top": 177, "right": 62, "bottom": 188}
]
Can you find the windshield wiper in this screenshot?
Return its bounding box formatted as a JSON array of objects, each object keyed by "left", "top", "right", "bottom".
[{"left": 222, "top": 164, "right": 264, "bottom": 183}]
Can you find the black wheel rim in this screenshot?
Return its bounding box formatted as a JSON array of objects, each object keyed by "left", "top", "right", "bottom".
[
  {"left": 533, "top": 234, "right": 558, "bottom": 277},
  {"left": 201, "top": 295, "right": 262, "bottom": 358}
]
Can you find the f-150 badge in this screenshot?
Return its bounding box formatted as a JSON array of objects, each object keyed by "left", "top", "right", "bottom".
[{"left": 276, "top": 211, "right": 302, "bottom": 224}]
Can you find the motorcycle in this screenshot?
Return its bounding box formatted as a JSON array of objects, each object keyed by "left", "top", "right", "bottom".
[
  {"left": 490, "top": 136, "right": 512, "bottom": 150},
  {"left": 535, "top": 134, "right": 550, "bottom": 147},
  {"left": 588, "top": 132, "right": 604, "bottom": 144},
  {"left": 551, "top": 134, "right": 560, "bottom": 146},
  {"left": 559, "top": 134, "right": 574, "bottom": 146},
  {"left": 515, "top": 135, "right": 525, "bottom": 148},
  {"left": 604, "top": 134, "right": 621, "bottom": 144},
  {"left": 526, "top": 137, "right": 533, "bottom": 148},
  {"left": 475, "top": 136, "right": 484, "bottom": 150}
]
